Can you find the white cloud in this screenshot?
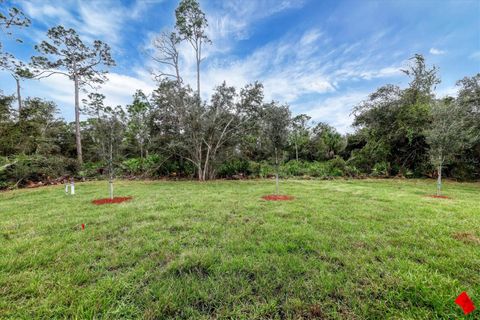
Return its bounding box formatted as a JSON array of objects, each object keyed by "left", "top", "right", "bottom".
[
  {"left": 171, "top": 26, "right": 402, "bottom": 107},
  {"left": 436, "top": 85, "right": 458, "bottom": 98},
  {"left": 19, "top": 0, "right": 156, "bottom": 47},
  {"left": 357, "top": 66, "right": 402, "bottom": 80},
  {"left": 297, "top": 92, "right": 369, "bottom": 134},
  {"left": 1, "top": 70, "right": 155, "bottom": 120},
  {"left": 205, "top": 0, "right": 306, "bottom": 46},
  {"left": 429, "top": 48, "right": 446, "bottom": 55},
  {"left": 188, "top": 28, "right": 335, "bottom": 102},
  {"left": 470, "top": 51, "right": 480, "bottom": 60}
]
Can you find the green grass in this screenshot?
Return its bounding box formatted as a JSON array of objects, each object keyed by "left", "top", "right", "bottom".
[{"left": 1, "top": 179, "right": 479, "bottom": 319}]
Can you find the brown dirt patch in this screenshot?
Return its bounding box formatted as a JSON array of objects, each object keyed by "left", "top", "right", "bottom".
[
  {"left": 427, "top": 195, "right": 451, "bottom": 199},
  {"left": 92, "top": 196, "right": 132, "bottom": 205},
  {"left": 261, "top": 194, "right": 295, "bottom": 201},
  {"left": 453, "top": 232, "right": 480, "bottom": 245}
]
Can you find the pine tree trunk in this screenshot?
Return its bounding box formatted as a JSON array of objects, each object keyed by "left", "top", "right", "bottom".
[
  {"left": 196, "top": 58, "right": 200, "bottom": 97},
  {"left": 74, "top": 75, "right": 83, "bottom": 164},
  {"left": 15, "top": 78, "right": 22, "bottom": 112},
  {"left": 196, "top": 41, "right": 201, "bottom": 97}
]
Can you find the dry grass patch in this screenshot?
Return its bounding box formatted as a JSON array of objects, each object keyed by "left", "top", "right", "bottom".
[{"left": 453, "top": 232, "right": 480, "bottom": 245}]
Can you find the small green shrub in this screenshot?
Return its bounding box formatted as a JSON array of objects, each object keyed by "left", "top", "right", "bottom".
[
  {"left": 371, "top": 162, "right": 390, "bottom": 177},
  {"left": 280, "top": 161, "right": 309, "bottom": 177},
  {"left": 248, "top": 161, "right": 275, "bottom": 178},
  {"left": 307, "top": 162, "right": 329, "bottom": 178},
  {"left": 218, "top": 159, "right": 251, "bottom": 178},
  {"left": 122, "top": 158, "right": 143, "bottom": 175},
  {"left": 78, "top": 161, "right": 106, "bottom": 178}
]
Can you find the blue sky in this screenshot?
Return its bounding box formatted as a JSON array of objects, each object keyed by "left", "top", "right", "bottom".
[{"left": 1, "top": 0, "right": 479, "bottom": 132}]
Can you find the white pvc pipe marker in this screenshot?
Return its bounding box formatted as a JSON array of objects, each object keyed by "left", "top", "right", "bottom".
[{"left": 70, "top": 179, "right": 75, "bottom": 195}]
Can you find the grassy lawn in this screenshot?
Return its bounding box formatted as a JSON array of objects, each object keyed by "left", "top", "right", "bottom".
[{"left": 0, "top": 179, "right": 479, "bottom": 319}]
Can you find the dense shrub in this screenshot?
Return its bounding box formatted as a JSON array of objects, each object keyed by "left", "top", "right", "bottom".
[
  {"left": 217, "top": 159, "right": 251, "bottom": 178},
  {"left": 78, "top": 161, "right": 106, "bottom": 178},
  {"left": 122, "top": 158, "right": 143, "bottom": 175},
  {"left": 119, "top": 155, "right": 195, "bottom": 178},
  {"left": 280, "top": 161, "right": 310, "bottom": 176},
  {"left": 0, "top": 154, "right": 79, "bottom": 189},
  {"left": 247, "top": 159, "right": 359, "bottom": 179},
  {"left": 371, "top": 161, "right": 390, "bottom": 177},
  {"left": 248, "top": 161, "right": 275, "bottom": 178}
]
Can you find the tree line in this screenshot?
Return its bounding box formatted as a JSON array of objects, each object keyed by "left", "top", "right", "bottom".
[{"left": 1, "top": 0, "right": 479, "bottom": 191}]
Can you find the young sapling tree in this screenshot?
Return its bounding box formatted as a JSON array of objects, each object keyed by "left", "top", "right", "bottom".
[
  {"left": 83, "top": 94, "right": 125, "bottom": 199},
  {"left": 262, "top": 102, "right": 291, "bottom": 194},
  {"left": 425, "top": 98, "right": 476, "bottom": 196},
  {"left": 105, "top": 106, "right": 125, "bottom": 199},
  {"left": 126, "top": 90, "right": 152, "bottom": 159}
]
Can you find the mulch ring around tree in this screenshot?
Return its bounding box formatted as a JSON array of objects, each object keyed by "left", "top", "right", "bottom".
[
  {"left": 427, "top": 195, "right": 451, "bottom": 199},
  {"left": 92, "top": 196, "right": 133, "bottom": 205},
  {"left": 261, "top": 195, "right": 295, "bottom": 201}
]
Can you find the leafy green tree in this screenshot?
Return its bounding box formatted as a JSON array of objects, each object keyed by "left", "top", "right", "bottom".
[
  {"left": 425, "top": 99, "right": 477, "bottom": 195},
  {"left": 452, "top": 74, "right": 480, "bottom": 179},
  {"left": 17, "top": 98, "right": 63, "bottom": 155},
  {"left": 0, "top": 91, "right": 18, "bottom": 156},
  {"left": 456, "top": 74, "right": 480, "bottom": 132},
  {"left": 262, "top": 102, "right": 291, "bottom": 194},
  {"left": 199, "top": 82, "right": 263, "bottom": 180},
  {"left": 151, "top": 80, "right": 264, "bottom": 180},
  {"left": 0, "top": 96, "right": 67, "bottom": 158},
  {"left": 289, "top": 114, "right": 311, "bottom": 161},
  {"left": 352, "top": 54, "right": 438, "bottom": 176},
  {"left": 31, "top": 26, "right": 115, "bottom": 164},
  {"left": 310, "top": 122, "right": 346, "bottom": 160},
  {"left": 82, "top": 92, "right": 108, "bottom": 162},
  {"left": 175, "top": 0, "right": 210, "bottom": 96},
  {"left": 401, "top": 54, "right": 440, "bottom": 101},
  {"left": 83, "top": 92, "right": 125, "bottom": 197},
  {"left": 126, "top": 90, "right": 152, "bottom": 159}
]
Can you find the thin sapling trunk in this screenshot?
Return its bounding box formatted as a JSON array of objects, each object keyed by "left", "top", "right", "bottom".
[
  {"left": 109, "top": 125, "right": 114, "bottom": 199},
  {"left": 437, "top": 164, "right": 442, "bottom": 196},
  {"left": 275, "top": 147, "right": 279, "bottom": 195}
]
